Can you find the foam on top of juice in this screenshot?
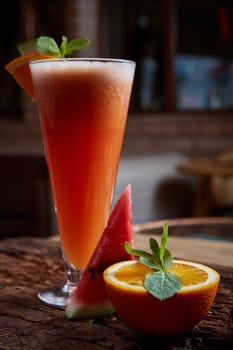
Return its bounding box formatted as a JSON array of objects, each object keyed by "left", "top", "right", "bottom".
[{"left": 30, "top": 59, "right": 135, "bottom": 82}]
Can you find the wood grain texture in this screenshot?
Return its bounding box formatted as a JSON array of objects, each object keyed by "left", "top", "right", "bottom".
[{"left": 0, "top": 237, "right": 232, "bottom": 350}]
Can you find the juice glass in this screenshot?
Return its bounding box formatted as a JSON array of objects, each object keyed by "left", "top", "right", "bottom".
[{"left": 30, "top": 58, "right": 135, "bottom": 307}]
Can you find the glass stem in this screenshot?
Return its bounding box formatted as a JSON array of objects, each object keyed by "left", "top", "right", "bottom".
[{"left": 62, "top": 254, "right": 83, "bottom": 294}]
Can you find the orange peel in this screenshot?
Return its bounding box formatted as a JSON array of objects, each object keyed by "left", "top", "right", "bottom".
[
  {"left": 5, "top": 52, "right": 54, "bottom": 99},
  {"left": 104, "top": 259, "right": 220, "bottom": 335}
]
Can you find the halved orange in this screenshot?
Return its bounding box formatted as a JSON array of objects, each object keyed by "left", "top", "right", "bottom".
[
  {"left": 103, "top": 259, "right": 220, "bottom": 335},
  {"left": 5, "top": 52, "right": 54, "bottom": 99}
]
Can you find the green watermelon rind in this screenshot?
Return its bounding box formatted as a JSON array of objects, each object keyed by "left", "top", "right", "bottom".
[{"left": 65, "top": 299, "right": 115, "bottom": 319}]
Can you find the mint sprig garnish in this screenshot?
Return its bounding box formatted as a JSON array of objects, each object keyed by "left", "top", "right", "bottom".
[
  {"left": 124, "top": 221, "right": 182, "bottom": 301},
  {"left": 18, "top": 36, "right": 90, "bottom": 58}
]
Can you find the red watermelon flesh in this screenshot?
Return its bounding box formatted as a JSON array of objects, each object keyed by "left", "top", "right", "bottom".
[{"left": 65, "top": 184, "right": 134, "bottom": 319}]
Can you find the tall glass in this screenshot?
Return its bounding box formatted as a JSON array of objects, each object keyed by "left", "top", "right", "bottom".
[{"left": 30, "top": 58, "right": 135, "bottom": 307}]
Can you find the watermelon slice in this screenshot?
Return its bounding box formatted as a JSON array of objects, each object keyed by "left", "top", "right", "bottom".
[{"left": 65, "top": 184, "right": 134, "bottom": 319}]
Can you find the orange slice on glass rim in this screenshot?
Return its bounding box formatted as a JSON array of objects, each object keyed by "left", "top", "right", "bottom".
[
  {"left": 5, "top": 52, "right": 54, "bottom": 99},
  {"left": 103, "top": 259, "right": 220, "bottom": 335}
]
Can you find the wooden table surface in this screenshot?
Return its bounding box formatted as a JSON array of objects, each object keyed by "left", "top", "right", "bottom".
[
  {"left": 0, "top": 232, "right": 232, "bottom": 350},
  {"left": 177, "top": 156, "right": 233, "bottom": 216},
  {"left": 176, "top": 156, "right": 233, "bottom": 177}
]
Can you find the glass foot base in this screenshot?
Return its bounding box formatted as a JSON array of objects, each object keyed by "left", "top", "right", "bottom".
[{"left": 38, "top": 283, "right": 76, "bottom": 308}]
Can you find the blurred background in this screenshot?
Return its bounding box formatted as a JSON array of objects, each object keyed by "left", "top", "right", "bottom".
[{"left": 0, "top": 0, "right": 233, "bottom": 237}]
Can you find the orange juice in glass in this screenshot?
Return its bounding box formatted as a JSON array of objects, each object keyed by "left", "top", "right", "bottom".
[{"left": 30, "top": 58, "right": 135, "bottom": 307}]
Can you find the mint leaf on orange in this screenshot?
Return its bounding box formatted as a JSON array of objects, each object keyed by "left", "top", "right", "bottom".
[
  {"left": 144, "top": 270, "right": 182, "bottom": 300},
  {"left": 125, "top": 241, "right": 160, "bottom": 271},
  {"left": 125, "top": 221, "right": 182, "bottom": 300}
]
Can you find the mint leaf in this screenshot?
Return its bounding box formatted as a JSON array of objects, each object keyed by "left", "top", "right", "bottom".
[
  {"left": 60, "top": 36, "right": 68, "bottom": 58},
  {"left": 144, "top": 271, "right": 182, "bottom": 301},
  {"left": 139, "top": 257, "right": 161, "bottom": 271},
  {"left": 162, "top": 248, "right": 173, "bottom": 270},
  {"left": 160, "top": 220, "right": 168, "bottom": 261},
  {"left": 18, "top": 39, "right": 39, "bottom": 55},
  {"left": 125, "top": 221, "right": 183, "bottom": 300},
  {"left": 125, "top": 222, "right": 169, "bottom": 271},
  {"left": 124, "top": 241, "right": 161, "bottom": 270},
  {"left": 64, "top": 37, "right": 90, "bottom": 56},
  {"left": 18, "top": 36, "right": 90, "bottom": 58},
  {"left": 124, "top": 242, "right": 155, "bottom": 261},
  {"left": 149, "top": 237, "right": 160, "bottom": 262},
  {"left": 37, "top": 36, "right": 61, "bottom": 57}
]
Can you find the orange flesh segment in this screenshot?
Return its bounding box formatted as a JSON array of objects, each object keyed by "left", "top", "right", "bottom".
[
  {"left": 115, "top": 263, "right": 151, "bottom": 287},
  {"left": 169, "top": 262, "right": 208, "bottom": 286},
  {"left": 114, "top": 261, "right": 208, "bottom": 287},
  {"left": 5, "top": 52, "right": 54, "bottom": 99}
]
